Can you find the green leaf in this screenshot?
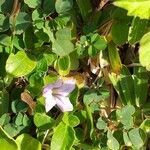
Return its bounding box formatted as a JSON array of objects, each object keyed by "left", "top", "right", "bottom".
[
  {"left": 43, "top": 0, "right": 55, "bottom": 15},
  {"left": 113, "top": 0, "right": 150, "bottom": 19},
  {"left": 6, "top": 51, "right": 37, "bottom": 77},
  {"left": 52, "top": 39, "right": 74, "bottom": 56},
  {"left": 4, "top": 123, "right": 20, "bottom": 137},
  {"left": 119, "top": 66, "right": 135, "bottom": 105},
  {"left": 0, "top": 126, "right": 18, "bottom": 150},
  {"left": 35, "top": 28, "right": 50, "bottom": 43},
  {"left": 0, "top": 0, "right": 13, "bottom": 14},
  {"left": 88, "top": 34, "right": 107, "bottom": 57},
  {"left": 107, "top": 130, "right": 120, "bottom": 150},
  {"left": 83, "top": 89, "right": 103, "bottom": 105},
  {"left": 34, "top": 113, "right": 55, "bottom": 131},
  {"left": 24, "top": 0, "right": 41, "bottom": 8},
  {"left": 91, "top": 34, "right": 107, "bottom": 51},
  {"left": 0, "top": 14, "right": 9, "bottom": 32},
  {"left": 88, "top": 45, "right": 97, "bottom": 56},
  {"left": 55, "top": 0, "right": 73, "bottom": 14},
  {"left": 56, "top": 55, "right": 70, "bottom": 76},
  {"left": 23, "top": 114, "right": 31, "bottom": 126},
  {"left": 15, "top": 112, "right": 23, "bottom": 126},
  {"left": 76, "top": 0, "right": 92, "bottom": 22},
  {"left": 109, "top": 73, "right": 127, "bottom": 105},
  {"left": 123, "top": 131, "right": 132, "bottom": 147},
  {"left": 139, "top": 32, "right": 150, "bottom": 71},
  {"left": 62, "top": 113, "right": 80, "bottom": 127},
  {"left": 13, "top": 35, "right": 25, "bottom": 50},
  {"left": 69, "top": 87, "right": 79, "bottom": 106},
  {"left": 140, "top": 119, "right": 150, "bottom": 133},
  {"left": 32, "top": 8, "right": 44, "bottom": 29},
  {"left": 0, "top": 52, "right": 9, "bottom": 77},
  {"left": 36, "top": 56, "right": 48, "bottom": 73},
  {"left": 112, "top": 7, "right": 131, "bottom": 22},
  {"left": 84, "top": 105, "right": 94, "bottom": 139},
  {"left": 43, "top": 73, "right": 58, "bottom": 86},
  {"left": 56, "top": 28, "right": 72, "bottom": 40},
  {"left": 108, "top": 41, "right": 122, "bottom": 74},
  {"left": 128, "top": 17, "right": 149, "bottom": 44},
  {"left": 23, "top": 26, "right": 36, "bottom": 50},
  {"left": 133, "top": 66, "right": 148, "bottom": 107},
  {"left": 11, "top": 100, "right": 28, "bottom": 113},
  {"left": 13, "top": 12, "right": 31, "bottom": 34},
  {"left": 51, "top": 122, "right": 75, "bottom": 150},
  {"left": 0, "top": 89, "right": 9, "bottom": 115},
  {"left": 111, "top": 22, "right": 129, "bottom": 45},
  {"left": 28, "top": 72, "right": 44, "bottom": 96},
  {"left": 128, "top": 128, "right": 145, "bottom": 149},
  {"left": 69, "top": 52, "right": 79, "bottom": 70},
  {"left": 16, "top": 133, "right": 41, "bottom": 150},
  {"left": 0, "top": 113, "right": 10, "bottom": 126},
  {"left": 96, "top": 118, "right": 107, "bottom": 131},
  {"left": 76, "top": 143, "right": 99, "bottom": 150},
  {"left": 43, "top": 52, "right": 57, "bottom": 66},
  {"left": 116, "top": 105, "right": 135, "bottom": 130},
  {"left": 0, "top": 34, "right": 11, "bottom": 47}
]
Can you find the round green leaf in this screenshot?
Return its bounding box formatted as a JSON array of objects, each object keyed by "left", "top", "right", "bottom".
[
  {"left": 107, "top": 130, "right": 120, "bottom": 150},
  {"left": 128, "top": 128, "right": 145, "bottom": 149},
  {"left": 58, "top": 55, "right": 70, "bottom": 71},
  {"left": 34, "top": 113, "right": 54, "bottom": 131},
  {"left": 52, "top": 39, "right": 74, "bottom": 56},
  {"left": 6, "top": 51, "right": 37, "bottom": 77},
  {"left": 56, "top": 55, "right": 71, "bottom": 76},
  {"left": 55, "top": 0, "right": 73, "bottom": 14},
  {"left": 96, "top": 118, "right": 107, "bottom": 131}
]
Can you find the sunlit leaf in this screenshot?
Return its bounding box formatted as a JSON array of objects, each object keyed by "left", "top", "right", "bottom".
[
  {"left": 6, "top": 51, "right": 37, "bottom": 77},
  {"left": 51, "top": 122, "right": 75, "bottom": 150},
  {"left": 24, "top": 0, "right": 41, "bottom": 8},
  {"left": 16, "top": 133, "right": 41, "bottom": 150},
  {"left": 107, "top": 130, "right": 120, "bottom": 150},
  {"left": 114, "top": 0, "right": 150, "bottom": 19},
  {"left": 0, "top": 126, "right": 18, "bottom": 150},
  {"left": 139, "top": 32, "right": 150, "bottom": 71},
  {"left": 34, "top": 113, "right": 54, "bottom": 131}
]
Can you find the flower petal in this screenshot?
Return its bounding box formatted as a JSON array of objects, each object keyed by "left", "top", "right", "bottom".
[
  {"left": 56, "top": 78, "right": 76, "bottom": 96},
  {"left": 44, "top": 92, "right": 56, "bottom": 112},
  {"left": 55, "top": 96, "right": 73, "bottom": 112},
  {"left": 43, "top": 79, "right": 63, "bottom": 94}
]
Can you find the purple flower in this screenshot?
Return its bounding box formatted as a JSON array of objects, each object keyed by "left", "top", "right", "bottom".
[{"left": 43, "top": 78, "right": 76, "bottom": 112}]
